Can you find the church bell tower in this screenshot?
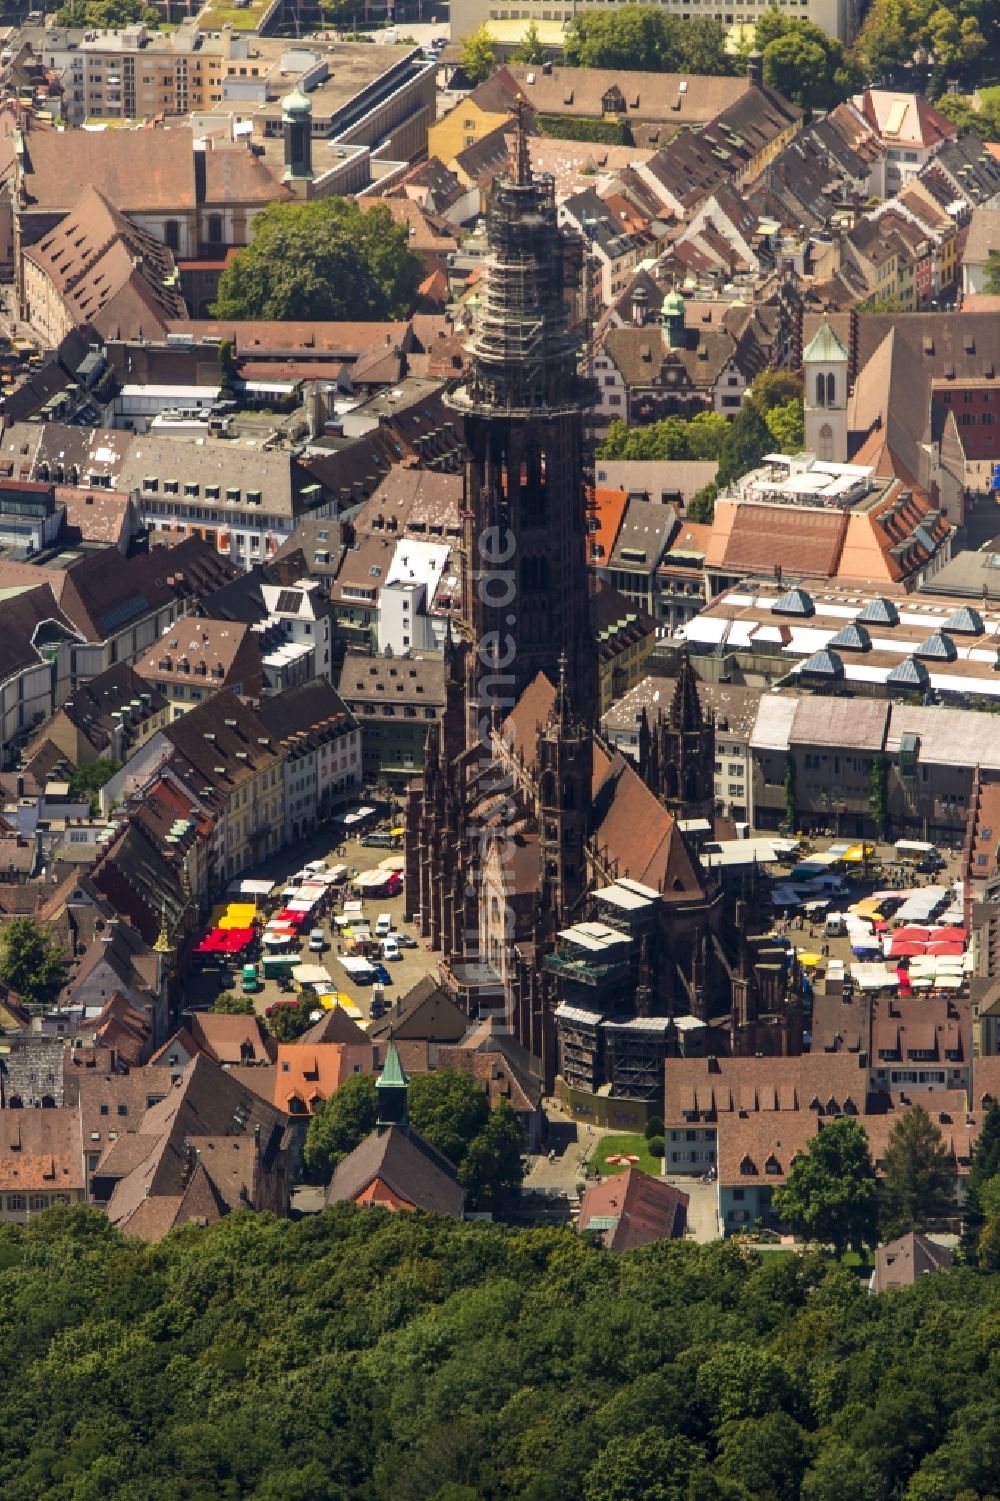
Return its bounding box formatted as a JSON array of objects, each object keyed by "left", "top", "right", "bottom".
[{"left": 450, "top": 111, "right": 596, "bottom": 734}]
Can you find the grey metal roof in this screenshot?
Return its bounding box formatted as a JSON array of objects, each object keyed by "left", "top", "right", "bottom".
[
  {"left": 773, "top": 586, "right": 814, "bottom": 617},
  {"left": 915, "top": 630, "right": 958, "bottom": 662},
  {"left": 801, "top": 648, "right": 844, "bottom": 677},
  {"left": 828, "top": 621, "right": 871, "bottom": 652},
  {"left": 944, "top": 606, "right": 984, "bottom": 636},
  {"left": 887, "top": 656, "right": 929, "bottom": 687},
  {"left": 858, "top": 596, "right": 899, "bottom": 625}
]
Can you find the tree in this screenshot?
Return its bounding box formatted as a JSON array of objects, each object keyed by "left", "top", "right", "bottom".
[
  {"left": 870, "top": 751, "right": 889, "bottom": 839},
  {"left": 960, "top": 1103, "right": 1000, "bottom": 1263},
  {"left": 302, "top": 1072, "right": 378, "bottom": 1181},
  {"left": 0, "top": 917, "right": 69, "bottom": 1012},
  {"left": 457, "top": 1099, "right": 525, "bottom": 1210},
  {"left": 974, "top": 1174, "right": 1000, "bottom": 1269},
  {"left": 264, "top": 1001, "right": 317, "bottom": 1044},
  {"left": 564, "top": 7, "right": 733, "bottom": 74},
  {"left": 851, "top": 0, "right": 913, "bottom": 82},
  {"left": 596, "top": 411, "right": 728, "bottom": 463},
  {"left": 56, "top": 0, "right": 158, "bottom": 26},
  {"left": 764, "top": 398, "right": 804, "bottom": 455},
  {"left": 211, "top": 991, "right": 256, "bottom": 1016},
  {"left": 513, "top": 21, "right": 546, "bottom": 63},
  {"left": 783, "top": 755, "right": 797, "bottom": 829},
  {"left": 715, "top": 400, "right": 772, "bottom": 489},
  {"left": 879, "top": 1105, "right": 954, "bottom": 1238},
  {"left": 584, "top": 1432, "right": 709, "bottom": 1501},
  {"left": 934, "top": 94, "right": 1000, "bottom": 141},
  {"left": 686, "top": 410, "right": 729, "bottom": 460},
  {"left": 687, "top": 483, "right": 718, "bottom": 523},
  {"left": 986, "top": 252, "right": 1000, "bottom": 295},
  {"left": 748, "top": 370, "right": 803, "bottom": 413},
  {"left": 772, "top": 1117, "right": 878, "bottom": 1257},
  {"left": 213, "top": 198, "right": 423, "bottom": 324},
  {"left": 409, "top": 1069, "right": 490, "bottom": 1167},
  {"left": 755, "top": 13, "right": 859, "bottom": 109},
  {"left": 458, "top": 24, "right": 497, "bottom": 84},
  {"left": 68, "top": 758, "right": 121, "bottom": 815}
]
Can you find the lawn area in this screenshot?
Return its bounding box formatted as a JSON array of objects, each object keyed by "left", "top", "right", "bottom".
[
  {"left": 199, "top": 0, "right": 269, "bottom": 29},
  {"left": 978, "top": 85, "right": 1000, "bottom": 109},
  {"left": 590, "top": 1132, "right": 662, "bottom": 1178}
]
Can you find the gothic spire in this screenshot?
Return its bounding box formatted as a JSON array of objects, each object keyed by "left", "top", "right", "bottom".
[
  {"left": 510, "top": 98, "right": 532, "bottom": 187},
  {"left": 669, "top": 649, "right": 703, "bottom": 732}
]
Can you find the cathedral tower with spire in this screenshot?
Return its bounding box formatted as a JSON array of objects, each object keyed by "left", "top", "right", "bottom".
[
  {"left": 639, "top": 654, "right": 717, "bottom": 822},
  {"left": 449, "top": 108, "right": 596, "bottom": 732}
]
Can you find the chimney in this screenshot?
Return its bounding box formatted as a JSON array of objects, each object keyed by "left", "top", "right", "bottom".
[{"left": 747, "top": 49, "right": 763, "bottom": 88}]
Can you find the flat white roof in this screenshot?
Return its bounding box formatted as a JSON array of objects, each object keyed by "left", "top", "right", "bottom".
[{"left": 557, "top": 921, "right": 630, "bottom": 952}]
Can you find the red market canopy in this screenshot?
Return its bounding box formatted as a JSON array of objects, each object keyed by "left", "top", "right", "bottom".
[
  {"left": 926, "top": 941, "right": 966, "bottom": 957},
  {"left": 893, "top": 926, "right": 932, "bottom": 941},
  {"left": 889, "top": 941, "right": 926, "bottom": 958},
  {"left": 275, "top": 909, "right": 308, "bottom": 924}
]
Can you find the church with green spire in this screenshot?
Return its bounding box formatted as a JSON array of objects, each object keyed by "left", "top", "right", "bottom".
[{"left": 325, "top": 1044, "right": 465, "bottom": 1218}]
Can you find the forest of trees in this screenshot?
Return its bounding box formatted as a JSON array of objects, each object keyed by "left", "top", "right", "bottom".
[{"left": 0, "top": 1205, "right": 997, "bottom": 1501}]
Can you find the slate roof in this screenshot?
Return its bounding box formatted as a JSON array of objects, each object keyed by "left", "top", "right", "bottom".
[
  {"left": 873, "top": 1231, "right": 954, "bottom": 1292},
  {"left": 24, "top": 186, "right": 186, "bottom": 342},
  {"left": 367, "top": 974, "right": 469, "bottom": 1043},
  {"left": 18, "top": 122, "right": 198, "bottom": 214},
  {"left": 0, "top": 1107, "right": 84, "bottom": 1193},
  {"left": 578, "top": 1167, "right": 688, "bottom": 1249},
  {"left": 326, "top": 1123, "right": 465, "bottom": 1217}
]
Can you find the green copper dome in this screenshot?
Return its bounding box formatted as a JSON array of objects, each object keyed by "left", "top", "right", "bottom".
[{"left": 282, "top": 83, "right": 312, "bottom": 120}]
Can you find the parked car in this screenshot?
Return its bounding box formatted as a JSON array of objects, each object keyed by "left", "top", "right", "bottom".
[
  {"left": 396, "top": 932, "right": 418, "bottom": 948},
  {"left": 308, "top": 928, "right": 326, "bottom": 952},
  {"left": 375, "top": 913, "right": 392, "bottom": 937},
  {"left": 373, "top": 962, "right": 393, "bottom": 986},
  {"left": 381, "top": 937, "right": 401, "bottom": 961},
  {"left": 361, "top": 831, "right": 397, "bottom": 849}
]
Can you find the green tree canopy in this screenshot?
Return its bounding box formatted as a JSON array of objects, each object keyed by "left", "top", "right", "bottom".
[
  {"left": 213, "top": 198, "right": 423, "bottom": 324},
  {"left": 457, "top": 1099, "right": 525, "bottom": 1210},
  {"left": 211, "top": 991, "right": 256, "bottom": 1016},
  {"left": 0, "top": 1208, "right": 993, "bottom": 1498},
  {"left": 715, "top": 399, "right": 773, "bottom": 489},
  {"left": 748, "top": 369, "right": 802, "bottom": 413},
  {"left": 565, "top": 7, "right": 733, "bottom": 74},
  {"left": 985, "top": 251, "right": 1000, "bottom": 296},
  {"left": 458, "top": 23, "right": 498, "bottom": 83},
  {"left": 597, "top": 409, "right": 728, "bottom": 463},
  {"left": 302, "top": 1071, "right": 378, "bottom": 1181},
  {"left": 56, "top": 0, "right": 159, "bottom": 27},
  {"left": 764, "top": 398, "right": 804, "bottom": 454},
  {"left": 852, "top": 0, "right": 995, "bottom": 83},
  {"left": 0, "top": 917, "right": 69, "bottom": 1012},
  {"left": 975, "top": 1173, "right": 1000, "bottom": 1269},
  {"left": 68, "top": 757, "right": 121, "bottom": 815},
  {"left": 264, "top": 1001, "right": 318, "bottom": 1045},
  {"left": 755, "top": 11, "right": 860, "bottom": 108},
  {"left": 880, "top": 1104, "right": 955, "bottom": 1239},
  {"left": 961, "top": 1103, "right": 1000, "bottom": 1263},
  {"left": 772, "top": 1117, "right": 878, "bottom": 1257},
  {"left": 513, "top": 21, "right": 546, "bottom": 63},
  {"left": 409, "top": 1069, "right": 491, "bottom": 1167},
  {"left": 687, "top": 483, "right": 719, "bottom": 523},
  {"left": 934, "top": 93, "right": 1000, "bottom": 140}
]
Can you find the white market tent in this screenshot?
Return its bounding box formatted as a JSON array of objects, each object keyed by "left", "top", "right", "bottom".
[
  {"left": 894, "top": 887, "right": 949, "bottom": 922},
  {"left": 228, "top": 878, "right": 275, "bottom": 897},
  {"left": 294, "top": 964, "right": 334, "bottom": 987},
  {"left": 354, "top": 869, "right": 396, "bottom": 890},
  {"left": 851, "top": 962, "right": 900, "bottom": 990}
]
